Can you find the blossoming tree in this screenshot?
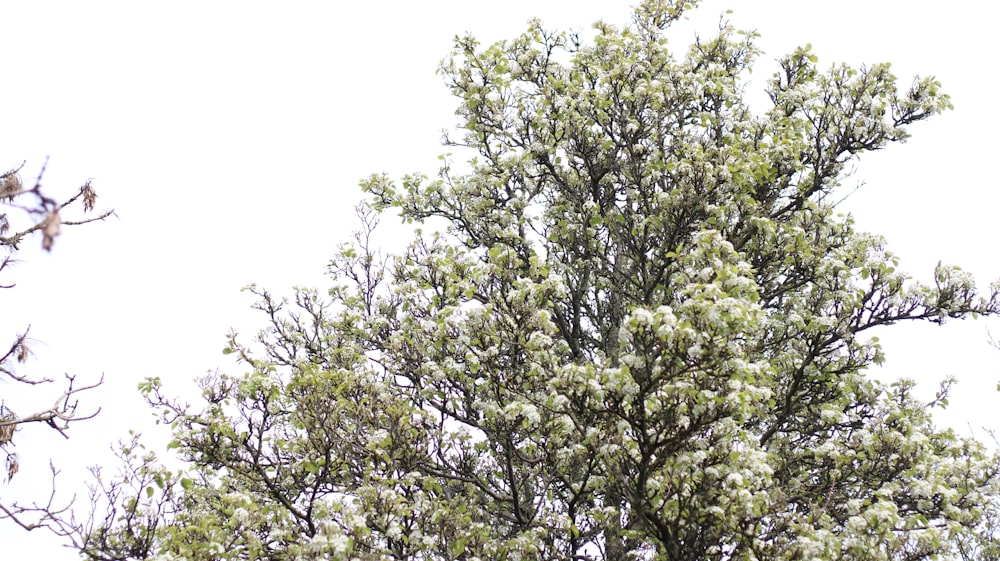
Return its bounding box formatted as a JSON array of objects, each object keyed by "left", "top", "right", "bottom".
[{"left": 27, "top": 1, "right": 1000, "bottom": 559}]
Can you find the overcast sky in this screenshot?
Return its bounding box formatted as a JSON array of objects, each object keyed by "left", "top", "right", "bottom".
[{"left": 3, "top": 2, "right": 998, "bottom": 558}]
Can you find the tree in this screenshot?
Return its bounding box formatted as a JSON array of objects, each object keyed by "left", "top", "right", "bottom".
[
  {"left": 31, "top": 1, "right": 1000, "bottom": 559},
  {"left": 0, "top": 159, "right": 110, "bottom": 519}
]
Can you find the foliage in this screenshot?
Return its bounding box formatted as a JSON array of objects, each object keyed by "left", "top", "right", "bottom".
[
  {"left": 34, "top": 1, "right": 1000, "bottom": 559},
  {"left": 0, "top": 159, "right": 110, "bottom": 523}
]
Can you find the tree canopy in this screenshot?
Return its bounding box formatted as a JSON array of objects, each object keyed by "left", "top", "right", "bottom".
[{"left": 21, "top": 1, "right": 1000, "bottom": 559}]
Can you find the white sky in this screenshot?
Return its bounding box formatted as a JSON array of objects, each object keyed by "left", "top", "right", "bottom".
[{"left": 2, "top": 1, "right": 998, "bottom": 558}]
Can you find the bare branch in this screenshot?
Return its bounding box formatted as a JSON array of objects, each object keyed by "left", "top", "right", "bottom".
[
  {"left": 0, "top": 158, "right": 110, "bottom": 543},
  {"left": 1, "top": 373, "right": 104, "bottom": 432},
  {"left": 0, "top": 462, "right": 77, "bottom": 534}
]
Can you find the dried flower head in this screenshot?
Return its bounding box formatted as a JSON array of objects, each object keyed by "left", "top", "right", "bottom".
[
  {"left": 5, "top": 453, "right": 18, "bottom": 482},
  {"left": 16, "top": 341, "right": 28, "bottom": 363},
  {"left": 81, "top": 180, "right": 97, "bottom": 212},
  {"left": 42, "top": 210, "right": 61, "bottom": 251},
  {"left": 0, "top": 409, "right": 15, "bottom": 447},
  {"left": 0, "top": 172, "right": 21, "bottom": 201}
]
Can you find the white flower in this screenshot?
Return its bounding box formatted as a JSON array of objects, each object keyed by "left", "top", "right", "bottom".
[
  {"left": 346, "top": 512, "right": 368, "bottom": 531},
  {"left": 386, "top": 523, "right": 403, "bottom": 540},
  {"left": 369, "top": 429, "right": 390, "bottom": 446},
  {"left": 329, "top": 533, "right": 351, "bottom": 554},
  {"left": 233, "top": 507, "right": 250, "bottom": 524}
]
